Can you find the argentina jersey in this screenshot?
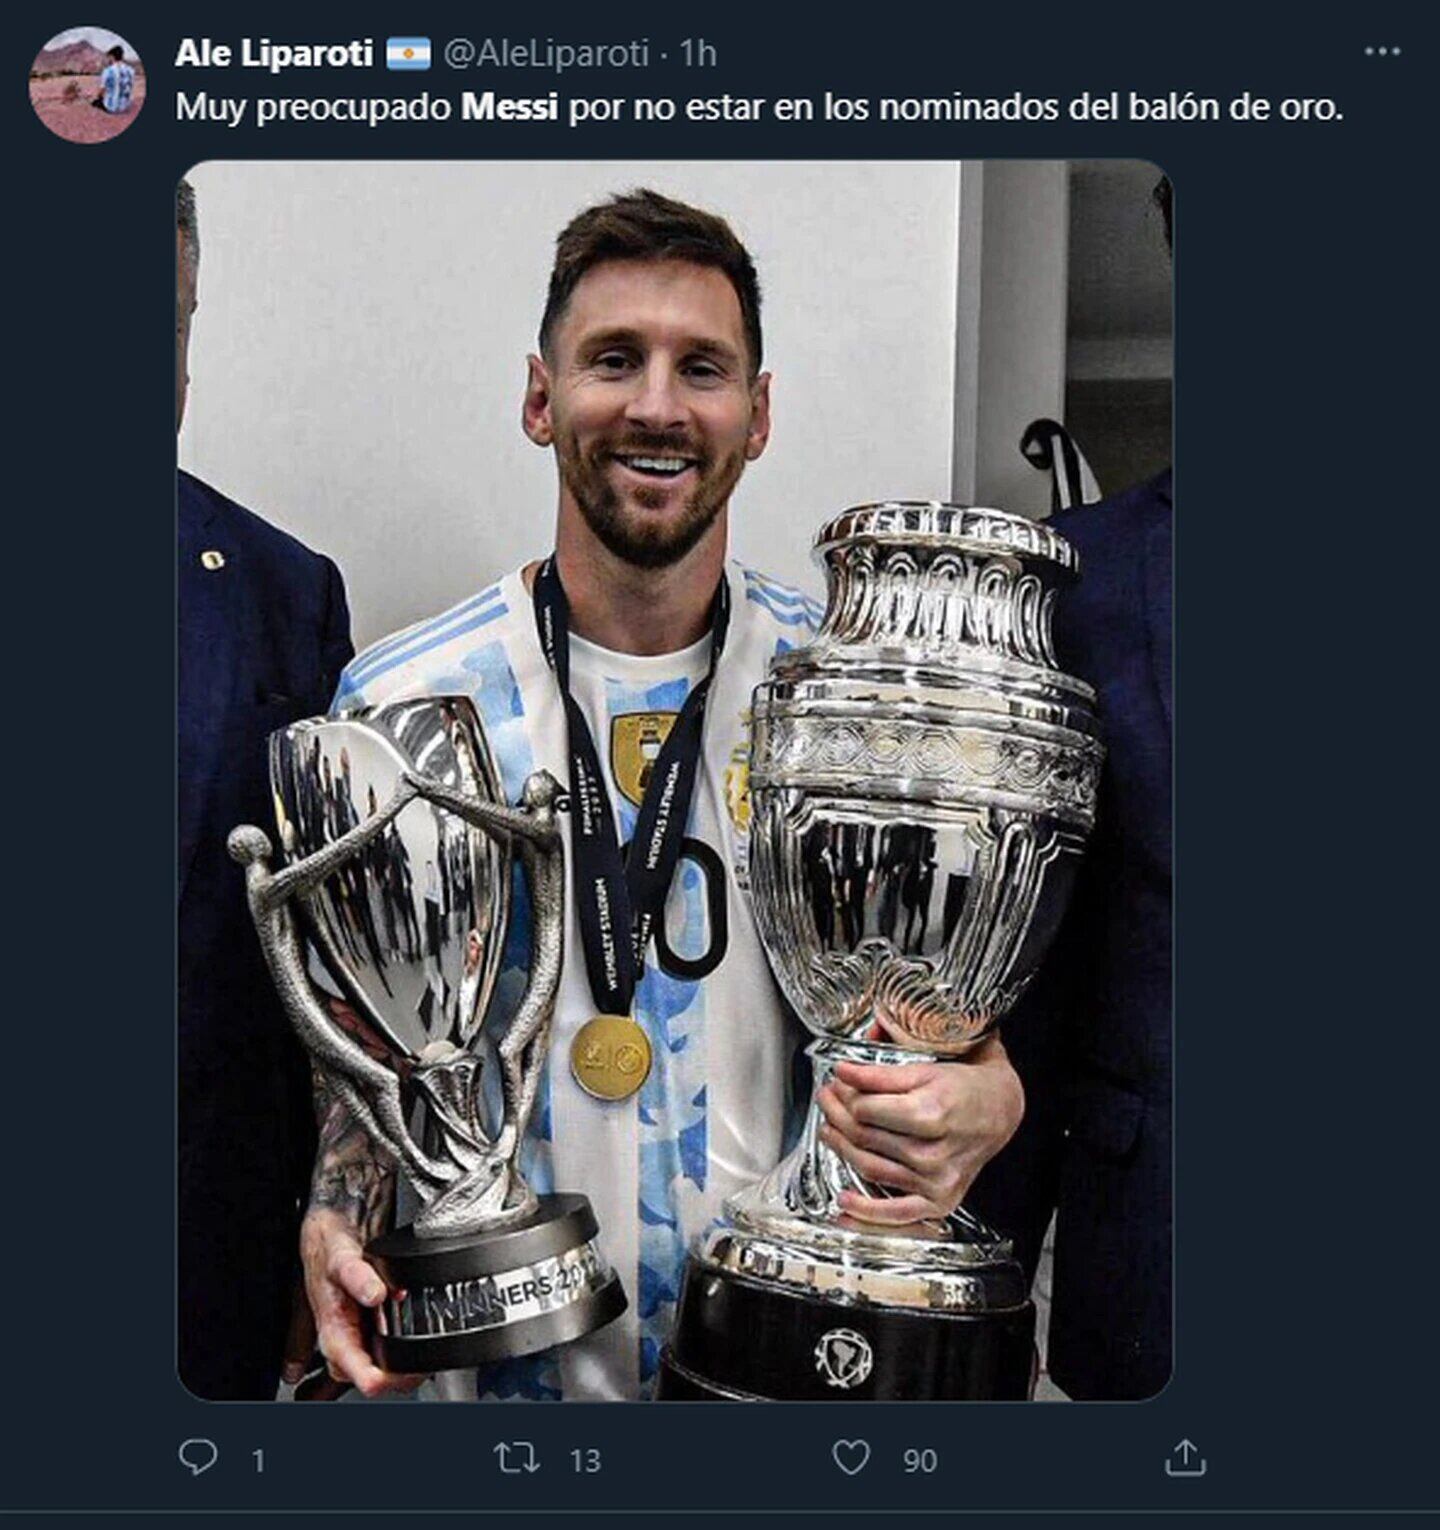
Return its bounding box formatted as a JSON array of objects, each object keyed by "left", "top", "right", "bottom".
[
  {"left": 329, "top": 560, "right": 820, "bottom": 1401},
  {"left": 100, "top": 60, "right": 134, "bottom": 112}
]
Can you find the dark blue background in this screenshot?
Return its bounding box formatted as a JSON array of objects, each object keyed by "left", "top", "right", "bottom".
[{"left": 11, "top": 1, "right": 1433, "bottom": 1518}]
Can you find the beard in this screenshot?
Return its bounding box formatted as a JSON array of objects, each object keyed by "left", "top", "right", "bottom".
[{"left": 555, "top": 426, "right": 746, "bottom": 571}]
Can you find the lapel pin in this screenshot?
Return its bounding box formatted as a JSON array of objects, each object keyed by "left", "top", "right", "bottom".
[{"left": 200, "top": 549, "right": 226, "bottom": 571}]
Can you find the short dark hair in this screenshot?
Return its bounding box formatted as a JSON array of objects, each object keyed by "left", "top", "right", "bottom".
[
  {"left": 539, "top": 188, "right": 763, "bottom": 375},
  {"left": 108, "top": 44, "right": 124, "bottom": 59}
]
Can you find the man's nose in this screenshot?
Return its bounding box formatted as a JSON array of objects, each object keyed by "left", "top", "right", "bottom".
[{"left": 623, "top": 359, "right": 688, "bottom": 431}]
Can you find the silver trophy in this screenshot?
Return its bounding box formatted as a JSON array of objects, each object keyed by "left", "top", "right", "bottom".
[
  {"left": 229, "top": 696, "right": 624, "bottom": 1372},
  {"left": 659, "top": 503, "right": 1103, "bottom": 1400}
]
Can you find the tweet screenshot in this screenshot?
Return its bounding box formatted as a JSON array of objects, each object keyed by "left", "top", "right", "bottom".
[{"left": 12, "top": 3, "right": 1432, "bottom": 1521}]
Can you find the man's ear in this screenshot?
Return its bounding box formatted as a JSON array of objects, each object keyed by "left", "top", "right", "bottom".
[
  {"left": 745, "top": 371, "right": 773, "bottom": 461},
  {"left": 522, "top": 353, "right": 553, "bottom": 447}
]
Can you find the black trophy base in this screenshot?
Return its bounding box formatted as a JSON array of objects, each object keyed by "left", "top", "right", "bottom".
[
  {"left": 656, "top": 1257, "right": 1034, "bottom": 1400},
  {"left": 365, "top": 1192, "right": 626, "bottom": 1372}
]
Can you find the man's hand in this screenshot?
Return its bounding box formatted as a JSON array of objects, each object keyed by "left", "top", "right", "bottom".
[
  {"left": 280, "top": 1276, "right": 316, "bottom": 1387},
  {"left": 302, "top": 1029, "right": 417, "bottom": 1397},
  {"left": 299, "top": 1208, "right": 425, "bottom": 1397},
  {"left": 816, "top": 1033, "right": 1024, "bottom": 1225}
]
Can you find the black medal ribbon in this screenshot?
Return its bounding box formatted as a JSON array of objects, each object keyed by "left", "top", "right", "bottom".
[{"left": 533, "top": 557, "right": 730, "bottom": 1017}]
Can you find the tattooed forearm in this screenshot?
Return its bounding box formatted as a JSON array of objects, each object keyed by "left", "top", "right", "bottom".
[{"left": 308, "top": 1061, "right": 396, "bottom": 1242}]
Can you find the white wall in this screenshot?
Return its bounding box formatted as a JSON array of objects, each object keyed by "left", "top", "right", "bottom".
[
  {"left": 181, "top": 162, "right": 961, "bottom": 648},
  {"left": 953, "top": 161, "right": 1070, "bottom": 520}
]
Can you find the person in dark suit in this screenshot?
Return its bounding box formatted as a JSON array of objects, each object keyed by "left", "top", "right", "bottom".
[
  {"left": 969, "top": 465, "right": 1173, "bottom": 1400},
  {"left": 177, "top": 177, "right": 354, "bottom": 1398}
]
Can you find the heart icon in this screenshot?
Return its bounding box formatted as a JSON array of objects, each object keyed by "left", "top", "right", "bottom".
[{"left": 832, "top": 1438, "right": 871, "bottom": 1476}]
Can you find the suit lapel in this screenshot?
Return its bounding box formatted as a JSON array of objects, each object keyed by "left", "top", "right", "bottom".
[{"left": 178, "top": 476, "right": 242, "bottom": 902}]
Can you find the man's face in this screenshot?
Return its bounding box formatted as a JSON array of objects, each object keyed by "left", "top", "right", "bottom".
[
  {"left": 176, "top": 227, "right": 196, "bottom": 433},
  {"left": 524, "top": 258, "right": 771, "bottom": 569}
]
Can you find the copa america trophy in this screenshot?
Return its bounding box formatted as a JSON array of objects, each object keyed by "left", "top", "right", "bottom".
[
  {"left": 229, "top": 696, "right": 625, "bottom": 1372},
  {"left": 657, "top": 504, "right": 1104, "bottom": 1400}
]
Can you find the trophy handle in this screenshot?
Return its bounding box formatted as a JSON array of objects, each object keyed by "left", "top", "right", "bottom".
[
  {"left": 230, "top": 788, "right": 457, "bottom": 1201},
  {"left": 236, "top": 766, "right": 568, "bottom": 1243}
]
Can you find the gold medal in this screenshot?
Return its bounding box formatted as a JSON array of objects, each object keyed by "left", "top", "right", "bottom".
[{"left": 570, "top": 1014, "right": 652, "bottom": 1101}]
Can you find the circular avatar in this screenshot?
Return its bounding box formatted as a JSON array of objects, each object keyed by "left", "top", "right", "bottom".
[{"left": 30, "top": 27, "right": 145, "bottom": 144}]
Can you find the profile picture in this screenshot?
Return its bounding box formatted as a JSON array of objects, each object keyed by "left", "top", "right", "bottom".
[{"left": 29, "top": 27, "right": 144, "bottom": 144}]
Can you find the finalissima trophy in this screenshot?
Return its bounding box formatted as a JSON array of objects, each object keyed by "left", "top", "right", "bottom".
[
  {"left": 657, "top": 503, "right": 1104, "bottom": 1400},
  {"left": 229, "top": 696, "right": 625, "bottom": 1372}
]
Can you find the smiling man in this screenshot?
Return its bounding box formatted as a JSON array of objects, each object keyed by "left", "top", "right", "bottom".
[
  {"left": 537, "top": 258, "right": 761, "bottom": 567},
  {"left": 301, "top": 189, "right": 1025, "bottom": 1402},
  {"left": 526, "top": 217, "right": 770, "bottom": 655}
]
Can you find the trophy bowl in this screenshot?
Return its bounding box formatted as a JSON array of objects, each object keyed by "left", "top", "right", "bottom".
[
  {"left": 659, "top": 503, "right": 1103, "bottom": 1400},
  {"left": 234, "top": 696, "right": 625, "bottom": 1373},
  {"left": 270, "top": 699, "right": 511, "bottom": 1069}
]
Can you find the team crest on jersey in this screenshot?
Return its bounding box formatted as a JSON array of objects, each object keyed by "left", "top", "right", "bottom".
[
  {"left": 724, "top": 708, "right": 752, "bottom": 835},
  {"left": 611, "top": 711, "right": 678, "bottom": 807}
]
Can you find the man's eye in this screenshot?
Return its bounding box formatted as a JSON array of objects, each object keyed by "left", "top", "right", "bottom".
[
  {"left": 684, "top": 361, "right": 724, "bottom": 382},
  {"left": 593, "top": 352, "right": 634, "bottom": 372}
]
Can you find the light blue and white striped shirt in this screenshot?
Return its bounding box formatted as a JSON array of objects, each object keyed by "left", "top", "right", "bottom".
[
  {"left": 333, "top": 560, "right": 820, "bottom": 1400},
  {"left": 99, "top": 61, "right": 134, "bottom": 114}
]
